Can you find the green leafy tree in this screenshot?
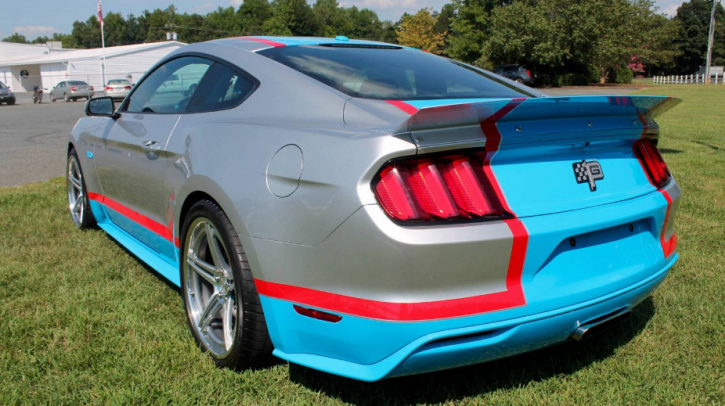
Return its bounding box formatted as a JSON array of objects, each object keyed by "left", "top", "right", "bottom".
[
  {"left": 2, "top": 33, "right": 29, "bottom": 43},
  {"left": 447, "top": 0, "right": 514, "bottom": 63},
  {"left": 238, "top": 0, "right": 273, "bottom": 35},
  {"left": 264, "top": 0, "right": 319, "bottom": 36},
  {"left": 103, "top": 12, "right": 128, "bottom": 46},
  {"left": 313, "top": 0, "right": 352, "bottom": 37},
  {"left": 674, "top": 0, "right": 725, "bottom": 74},
  {"left": 346, "top": 6, "right": 383, "bottom": 40},
  {"left": 397, "top": 8, "right": 447, "bottom": 54}
]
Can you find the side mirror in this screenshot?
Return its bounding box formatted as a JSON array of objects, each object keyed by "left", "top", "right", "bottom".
[{"left": 85, "top": 97, "right": 118, "bottom": 118}]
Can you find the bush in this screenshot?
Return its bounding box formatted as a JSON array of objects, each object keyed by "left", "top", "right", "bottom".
[
  {"left": 610, "top": 67, "right": 633, "bottom": 84},
  {"left": 552, "top": 73, "right": 590, "bottom": 87}
]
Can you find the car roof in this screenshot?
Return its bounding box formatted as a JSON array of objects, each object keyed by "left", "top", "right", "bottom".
[{"left": 211, "top": 36, "right": 418, "bottom": 52}]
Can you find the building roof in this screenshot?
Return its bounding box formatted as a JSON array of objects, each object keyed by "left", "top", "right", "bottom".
[{"left": 0, "top": 41, "right": 185, "bottom": 66}]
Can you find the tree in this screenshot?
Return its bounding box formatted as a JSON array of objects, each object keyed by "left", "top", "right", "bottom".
[
  {"left": 346, "top": 6, "right": 383, "bottom": 40},
  {"left": 674, "top": 0, "right": 725, "bottom": 74},
  {"left": 447, "top": 0, "right": 514, "bottom": 63},
  {"left": 397, "top": 8, "right": 447, "bottom": 54},
  {"left": 2, "top": 33, "right": 28, "bottom": 43},
  {"left": 264, "top": 0, "right": 319, "bottom": 36},
  {"left": 313, "top": 0, "right": 352, "bottom": 37},
  {"left": 238, "top": 0, "right": 273, "bottom": 35},
  {"left": 103, "top": 12, "right": 127, "bottom": 46}
]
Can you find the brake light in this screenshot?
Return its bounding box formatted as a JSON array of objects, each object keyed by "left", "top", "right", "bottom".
[
  {"left": 90, "top": 86, "right": 94, "bottom": 91},
  {"left": 70, "top": 86, "right": 76, "bottom": 91},
  {"left": 526, "top": 70, "right": 531, "bottom": 77},
  {"left": 124, "top": 85, "right": 132, "bottom": 89},
  {"left": 105, "top": 86, "right": 112, "bottom": 90},
  {"left": 634, "top": 139, "right": 671, "bottom": 188},
  {"left": 373, "top": 152, "right": 505, "bottom": 222}
]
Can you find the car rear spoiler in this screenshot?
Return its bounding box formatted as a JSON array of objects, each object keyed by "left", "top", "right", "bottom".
[{"left": 391, "top": 96, "right": 681, "bottom": 152}]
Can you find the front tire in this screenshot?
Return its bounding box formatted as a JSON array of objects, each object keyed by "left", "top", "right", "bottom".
[
  {"left": 50, "top": 93, "right": 56, "bottom": 102},
  {"left": 67, "top": 149, "right": 95, "bottom": 229},
  {"left": 180, "top": 200, "right": 273, "bottom": 369},
  {"left": 515, "top": 78, "right": 525, "bottom": 84}
]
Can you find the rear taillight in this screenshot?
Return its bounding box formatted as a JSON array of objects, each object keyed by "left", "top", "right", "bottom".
[
  {"left": 373, "top": 152, "right": 505, "bottom": 223},
  {"left": 634, "top": 139, "right": 671, "bottom": 188},
  {"left": 70, "top": 86, "right": 77, "bottom": 91},
  {"left": 89, "top": 86, "right": 94, "bottom": 91},
  {"left": 526, "top": 70, "right": 531, "bottom": 77},
  {"left": 124, "top": 85, "right": 132, "bottom": 90},
  {"left": 105, "top": 86, "right": 112, "bottom": 90}
]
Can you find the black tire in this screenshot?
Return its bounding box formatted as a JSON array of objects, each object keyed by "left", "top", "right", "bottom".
[
  {"left": 50, "top": 93, "right": 55, "bottom": 102},
  {"left": 515, "top": 78, "right": 525, "bottom": 84},
  {"left": 64, "top": 93, "right": 69, "bottom": 102},
  {"left": 67, "top": 148, "right": 96, "bottom": 229},
  {"left": 7, "top": 99, "right": 14, "bottom": 105},
  {"left": 180, "top": 200, "right": 273, "bottom": 369}
]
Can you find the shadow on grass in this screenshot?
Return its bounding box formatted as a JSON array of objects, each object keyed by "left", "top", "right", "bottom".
[
  {"left": 289, "top": 299, "right": 656, "bottom": 405},
  {"left": 659, "top": 148, "right": 684, "bottom": 154},
  {"left": 691, "top": 140, "right": 720, "bottom": 151}
]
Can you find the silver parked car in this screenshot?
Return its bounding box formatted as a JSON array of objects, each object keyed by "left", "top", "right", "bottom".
[
  {"left": 68, "top": 36, "right": 680, "bottom": 381},
  {"left": 104, "top": 78, "right": 132, "bottom": 100},
  {"left": 50, "top": 80, "right": 95, "bottom": 102}
]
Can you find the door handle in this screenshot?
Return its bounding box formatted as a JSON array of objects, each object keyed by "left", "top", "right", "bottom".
[{"left": 142, "top": 140, "right": 160, "bottom": 152}]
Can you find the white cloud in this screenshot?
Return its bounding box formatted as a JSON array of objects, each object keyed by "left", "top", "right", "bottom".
[
  {"left": 662, "top": 3, "right": 681, "bottom": 17},
  {"left": 230, "top": 0, "right": 243, "bottom": 7},
  {"left": 12, "top": 25, "right": 59, "bottom": 37}
]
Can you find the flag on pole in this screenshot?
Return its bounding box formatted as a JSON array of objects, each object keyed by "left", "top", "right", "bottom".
[{"left": 97, "top": 0, "right": 104, "bottom": 25}]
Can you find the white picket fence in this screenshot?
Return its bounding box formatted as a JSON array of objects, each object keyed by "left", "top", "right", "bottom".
[{"left": 653, "top": 73, "right": 724, "bottom": 85}]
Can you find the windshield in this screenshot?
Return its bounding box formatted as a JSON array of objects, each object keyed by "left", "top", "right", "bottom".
[
  {"left": 259, "top": 45, "right": 533, "bottom": 100},
  {"left": 68, "top": 81, "right": 88, "bottom": 86},
  {"left": 109, "top": 79, "right": 130, "bottom": 85}
]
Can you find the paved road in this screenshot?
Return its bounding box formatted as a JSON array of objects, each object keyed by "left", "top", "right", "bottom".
[
  {"left": 0, "top": 93, "right": 87, "bottom": 187},
  {"left": 0, "top": 85, "right": 645, "bottom": 187}
]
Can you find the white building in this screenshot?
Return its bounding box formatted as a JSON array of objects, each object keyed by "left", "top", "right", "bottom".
[{"left": 0, "top": 41, "right": 185, "bottom": 92}]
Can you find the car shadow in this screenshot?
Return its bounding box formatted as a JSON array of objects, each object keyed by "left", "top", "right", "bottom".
[
  {"left": 288, "top": 298, "right": 656, "bottom": 405},
  {"left": 658, "top": 148, "right": 684, "bottom": 154}
]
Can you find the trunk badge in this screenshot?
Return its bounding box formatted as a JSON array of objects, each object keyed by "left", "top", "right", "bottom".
[{"left": 573, "top": 160, "right": 604, "bottom": 191}]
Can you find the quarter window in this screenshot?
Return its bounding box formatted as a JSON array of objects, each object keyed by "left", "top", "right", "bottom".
[
  {"left": 126, "top": 57, "right": 212, "bottom": 114},
  {"left": 186, "top": 62, "right": 256, "bottom": 113}
]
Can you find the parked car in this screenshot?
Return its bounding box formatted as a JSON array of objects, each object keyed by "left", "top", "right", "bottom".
[
  {"left": 493, "top": 64, "right": 534, "bottom": 85},
  {"left": 68, "top": 36, "right": 681, "bottom": 382},
  {"left": 105, "top": 79, "right": 132, "bottom": 100},
  {"left": 50, "top": 81, "right": 95, "bottom": 102},
  {"left": 0, "top": 81, "right": 15, "bottom": 105}
]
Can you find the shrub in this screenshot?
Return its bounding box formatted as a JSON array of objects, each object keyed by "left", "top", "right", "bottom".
[
  {"left": 610, "top": 67, "right": 634, "bottom": 84},
  {"left": 552, "top": 73, "right": 590, "bottom": 87}
]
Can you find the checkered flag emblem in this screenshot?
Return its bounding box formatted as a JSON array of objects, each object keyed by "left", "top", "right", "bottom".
[{"left": 572, "top": 160, "right": 604, "bottom": 191}]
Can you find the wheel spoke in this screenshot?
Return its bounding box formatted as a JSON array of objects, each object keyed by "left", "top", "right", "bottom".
[
  {"left": 72, "top": 195, "right": 82, "bottom": 213},
  {"left": 69, "top": 175, "right": 82, "bottom": 191},
  {"left": 187, "top": 255, "right": 216, "bottom": 285},
  {"left": 199, "top": 293, "right": 223, "bottom": 332},
  {"left": 223, "top": 299, "right": 234, "bottom": 351},
  {"left": 205, "top": 224, "right": 231, "bottom": 278}
]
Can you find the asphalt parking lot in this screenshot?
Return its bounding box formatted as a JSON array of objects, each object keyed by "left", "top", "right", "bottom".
[{"left": 0, "top": 86, "right": 641, "bottom": 188}]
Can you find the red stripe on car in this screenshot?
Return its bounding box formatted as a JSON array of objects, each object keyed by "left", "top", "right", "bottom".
[
  {"left": 88, "top": 193, "right": 175, "bottom": 244},
  {"left": 238, "top": 36, "right": 287, "bottom": 48},
  {"left": 386, "top": 100, "right": 418, "bottom": 115}
]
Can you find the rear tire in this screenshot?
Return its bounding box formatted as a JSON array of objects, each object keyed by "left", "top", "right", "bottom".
[
  {"left": 515, "top": 78, "right": 525, "bottom": 84},
  {"left": 64, "top": 93, "right": 69, "bottom": 102},
  {"left": 67, "top": 148, "right": 96, "bottom": 229},
  {"left": 180, "top": 200, "right": 273, "bottom": 369}
]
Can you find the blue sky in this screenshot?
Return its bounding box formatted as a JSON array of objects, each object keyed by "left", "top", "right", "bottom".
[{"left": 1, "top": 0, "right": 686, "bottom": 41}]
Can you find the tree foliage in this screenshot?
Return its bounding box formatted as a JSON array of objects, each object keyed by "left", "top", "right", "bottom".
[
  {"left": 397, "top": 8, "right": 447, "bottom": 54},
  {"left": 674, "top": 0, "right": 725, "bottom": 74}
]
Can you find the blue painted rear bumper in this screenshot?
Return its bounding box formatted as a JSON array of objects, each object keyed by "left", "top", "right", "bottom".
[{"left": 265, "top": 255, "right": 674, "bottom": 381}]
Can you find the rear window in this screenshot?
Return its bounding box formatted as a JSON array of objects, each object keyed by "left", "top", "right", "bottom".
[
  {"left": 109, "top": 79, "right": 130, "bottom": 85},
  {"left": 260, "top": 45, "right": 532, "bottom": 100},
  {"left": 68, "top": 81, "right": 88, "bottom": 86},
  {"left": 0, "top": 82, "right": 6, "bottom": 89}
]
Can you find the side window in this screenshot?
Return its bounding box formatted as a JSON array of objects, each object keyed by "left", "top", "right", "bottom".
[
  {"left": 186, "top": 62, "right": 256, "bottom": 113},
  {"left": 126, "top": 57, "right": 212, "bottom": 114},
  {"left": 57, "top": 82, "right": 65, "bottom": 88}
]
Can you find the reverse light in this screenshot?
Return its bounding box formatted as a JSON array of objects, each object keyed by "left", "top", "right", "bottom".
[
  {"left": 634, "top": 139, "right": 671, "bottom": 188},
  {"left": 373, "top": 152, "right": 506, "bottom": 223},
  {"left": 293, "top": 305, "right": 342, "bottom": 323}
]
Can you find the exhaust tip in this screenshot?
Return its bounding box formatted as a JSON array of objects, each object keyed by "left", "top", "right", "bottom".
[{"left": 571, "top": 308, "right": 631, "bottom": 341}]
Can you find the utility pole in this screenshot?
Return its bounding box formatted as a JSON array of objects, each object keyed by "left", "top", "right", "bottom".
[{"left": 705, "top": 0, "right": 720, "bottom": 84}]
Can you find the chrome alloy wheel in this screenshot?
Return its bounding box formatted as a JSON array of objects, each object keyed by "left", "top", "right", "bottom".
[
  {"left": 67, "top": 155, "right": 84, "bottom": 227},
  {"left": 183, "top": 218, "right": 238, "bottom": 358}
]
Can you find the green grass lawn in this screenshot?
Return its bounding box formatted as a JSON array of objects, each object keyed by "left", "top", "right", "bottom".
[{"left": 1, "top": 85, "right": 723, "bottom": 405}]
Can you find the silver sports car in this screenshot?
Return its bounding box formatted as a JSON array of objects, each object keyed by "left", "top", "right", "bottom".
[{"left": 69, "top": 36, "right": 680, "bottom": 381}]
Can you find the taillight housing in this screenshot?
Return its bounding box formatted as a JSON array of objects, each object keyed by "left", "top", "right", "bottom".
[
  {"left": 89, "top": 86, "right": 94, "bottom": 91},
  {"left": 634, "top": 139, "right": 671, "bottom": 188},
  {"left": 105, "top": 86, "right": 113, "bottom": 90},
  {"left": 372, "top": 151, "right": 507, "bottom": 223},
  {"left": 526, "top": 70, "right": 531, "bottom": 77},
  {"left": 70, "top": 86, "right": 76, "bottom": 91},
  {"left": 124, "top": 85, "right": 132, "bottom": 90}
]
